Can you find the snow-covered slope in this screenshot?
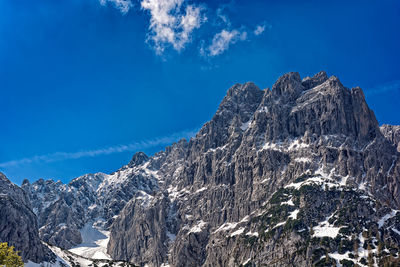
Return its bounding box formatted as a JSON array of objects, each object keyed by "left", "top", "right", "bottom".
[
  {"left": 24, "top": 243, "right": 134, "bottom": 267},
  {"left": 68, "top": 222, "right": 111, "bottom": 260}
]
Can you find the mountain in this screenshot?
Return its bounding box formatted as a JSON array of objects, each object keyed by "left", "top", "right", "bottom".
[
  {"left": 0, "top": 172, "right": 55, "bottom": 263},
  {"left": 106, "top": 71, "right": 400, "bottom": 266},
  {"left": 4, "top": 71, "right": 399, "bottom": 266},
  {"left": 21, "top": 152, "right": 158, "bottom": 250}
]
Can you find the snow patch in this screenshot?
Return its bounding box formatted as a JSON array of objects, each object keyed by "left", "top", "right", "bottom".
[
  {"left": 274, "top": 221, "right": 286, "bottom": 228},
  {"left": 195, "top": 187, "right": 207, "bottom": 194},
  {"left": 25, "top": 256, "right": 68, "bottom": 267},
  {"left": 262, "top": 142, "right": 281, "bottom": 151},
  {"left": 188, "top": 220, "right": 207, "bottom": 234},
  {"left": 69, "top": 222, "right": 111, "bottom": 260},
  {"left": 328, "top": 251, "right": 356, "bottom": 266},
  {"left": 281, "top": 198, "right": 295, "bottom": 206},
  {"left": 313, "top": 214, "right": 340, "bottom": 238},
  {"left": 185, "top": 214, "right": 194, "bottom": 220},
  {"left": 168, "top": 186, "right": 189, "bottom": 201},
  {"left": 289, "top": 209, "right": 299, "bottom": 220},
  {"left": 49, "top": 245, "right": 92, "bottom": 267},
  {"left": 240, "top": 216, "right": 250, "bottom": 223},
  {"left": 378, "top": 210, "right": 397, "bottom": 228},
  {"left": 392, "top": 228, "right": 400, "bottom": 236},
  {"left": 285, "top": 176, "right": 326, "bottom": 190},
  {"left": 242, "top": 258, "right": 251, "bottom": 265},
  {"left": 240, "top": 120, "right": 251, "bottom": 131},
  {"left": 288, "top": 139, "right": 309, "bottom": 151},
  {"left": 259, "top": 106, "right": 268, "bottom": 112},
  {"left": 294, "top": 157, "right": 312, "bottom": 163},
  {"left": 285, "top": 167, "right": 344, "bottom": 190},
  {"left": 339, "top": 175, "right": 349, "bottom": 186},
  {"left": 214, "top": 222, "right": 238, "bottom": 233},
  {"left": 246, "top": 231, "right": 259, "bottom": 237},
  {"left": 230, "top": 227, "right": 245, "bottom": 237}
]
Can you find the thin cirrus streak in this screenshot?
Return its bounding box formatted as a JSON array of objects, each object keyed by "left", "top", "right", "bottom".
[
  {"left": 365, "top": 80, "right": 400, "bottom": 96},
  {"left": 0, "top": 128, "right": 199, "bottom": 168}
]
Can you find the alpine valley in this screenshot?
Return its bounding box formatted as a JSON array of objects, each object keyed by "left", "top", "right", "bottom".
[{"left": 2, "top": 71, "right": 400, "bottom": 267}]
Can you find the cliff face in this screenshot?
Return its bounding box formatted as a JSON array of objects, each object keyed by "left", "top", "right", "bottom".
[
  {"left": 18, "top": 71, "right": 400, "bottom": 266},
  {"left": 0, "top": 172, "right": 55, "bottom": 263},
  {"left": 106, "top": 71, "right": 400, "bottom": 266},
  {"left": 381, "top": 124, "right": 400, "bottom": 152}
]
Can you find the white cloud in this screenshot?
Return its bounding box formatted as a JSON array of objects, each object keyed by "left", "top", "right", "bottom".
[
  {"left": 141, "top": 0, "right": 206, "bottom": 54},
  {"left": 254, "top": 24, "right": 266, "bottom": 36},
  {"left": 0, "top": 128, "right": 198, "bottom": 168},
  {"left": 99, "top": 0, "right": 133, "bottom": 14},
  {"left": 203, "top": 29, "right": 247, "bottom": 57},
  {"left": 97, "top": 0, "right": 269, "bottom": 57},
  {"left": 254, "top": 22, "right": 271, "bottom": 36},
  {"left": 200, "top": 21, "right": 270, "bottom": 57}
]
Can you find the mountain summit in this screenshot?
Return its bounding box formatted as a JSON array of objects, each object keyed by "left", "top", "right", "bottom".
[{"left": 2, "top": 71, "right": 400, "bottom": 266}]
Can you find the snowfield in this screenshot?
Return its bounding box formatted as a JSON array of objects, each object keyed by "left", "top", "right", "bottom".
[{"left": 69, "top": 222, "right": 111, "bottom": 260}]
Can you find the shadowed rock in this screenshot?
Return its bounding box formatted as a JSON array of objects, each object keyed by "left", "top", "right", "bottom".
[{"left": 0, "top": 172, "right": 55, "bottom": 263}]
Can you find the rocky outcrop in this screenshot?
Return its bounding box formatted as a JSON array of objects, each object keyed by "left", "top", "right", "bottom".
[
  {"left": 108, "top": 193, "right": 171, "bottom": 266},
  {"left": 381, "top": 124, "right": 400, "bottom": 152},
  {"left": 0, "top": 172, "right": 55, "bottom": 263},
  {"left": 128, "top": 151, "right": 149, "bottom": 167}
]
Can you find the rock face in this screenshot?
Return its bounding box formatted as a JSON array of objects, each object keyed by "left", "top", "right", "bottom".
[
  {"left": 17, "top": 71, "right": 400, "bottom": 266},
  {"left": 381, "top": 124, "right": 400, "bottom": 152},
  {"left": 0, "top": 172, "right": 55, "bottom": 263}
]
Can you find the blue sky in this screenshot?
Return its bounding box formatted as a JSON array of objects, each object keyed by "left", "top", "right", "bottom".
[{"left": 1, "top": 0, "right": 399, "bottom": 184}]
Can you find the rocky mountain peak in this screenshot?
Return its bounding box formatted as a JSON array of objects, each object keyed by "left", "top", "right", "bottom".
[
  {"left": 301, "top": 70, "right": 328, "bottom": 89},
  {"left": 350, "top": 86, "right": 380, "bottom": 142},
  {"left": 128, "top": 151, "right": 149, "bottom": 167},
  {"left": 225, "top": 81, "right": 260, "bottom": 97},
  {"left": 247, "top": 71, "right": 380, "bottom": 145},
  {"left": 21, "top": 178, "right": 30, "bottom": 187},
  {"left": 192, "top": 82, "right": 264, "bottom": 151},
  {"left": 271, "top": 71, "right": 303, "bottom": 99},
  {"left": 218, "top": 82, "right": 264, "bottom": 114},
  {"left": 0, "top": 171, "right": 8, "bottom": 181},
  {"left": 0, "top": 172, "right": 29, "bottom": 205}
]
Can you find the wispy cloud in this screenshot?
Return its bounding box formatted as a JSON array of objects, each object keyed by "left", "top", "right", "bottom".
[
  {"left": 99, "top": 0, "right": 133, "bottom": 14},
  {"left": 199, "top": 9, "right": 270, "bottom": 58},
  {"left": 202, "top": 29, "right": 247, "bottom": 57},
  {"left": 254, "top": 22, "right": 270, "bottom": 36},
  {"left": 365, "top": 80, "right": 400, "bottom": 96},
  {"left": 0, "top": 128, "right": 198, "bottom": 168},
  {"left": 140, "top": 0, "right": 206, "bottom": 54},
  {"left": 254, "top": 25, "right": 265, "bottom": 36}
]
